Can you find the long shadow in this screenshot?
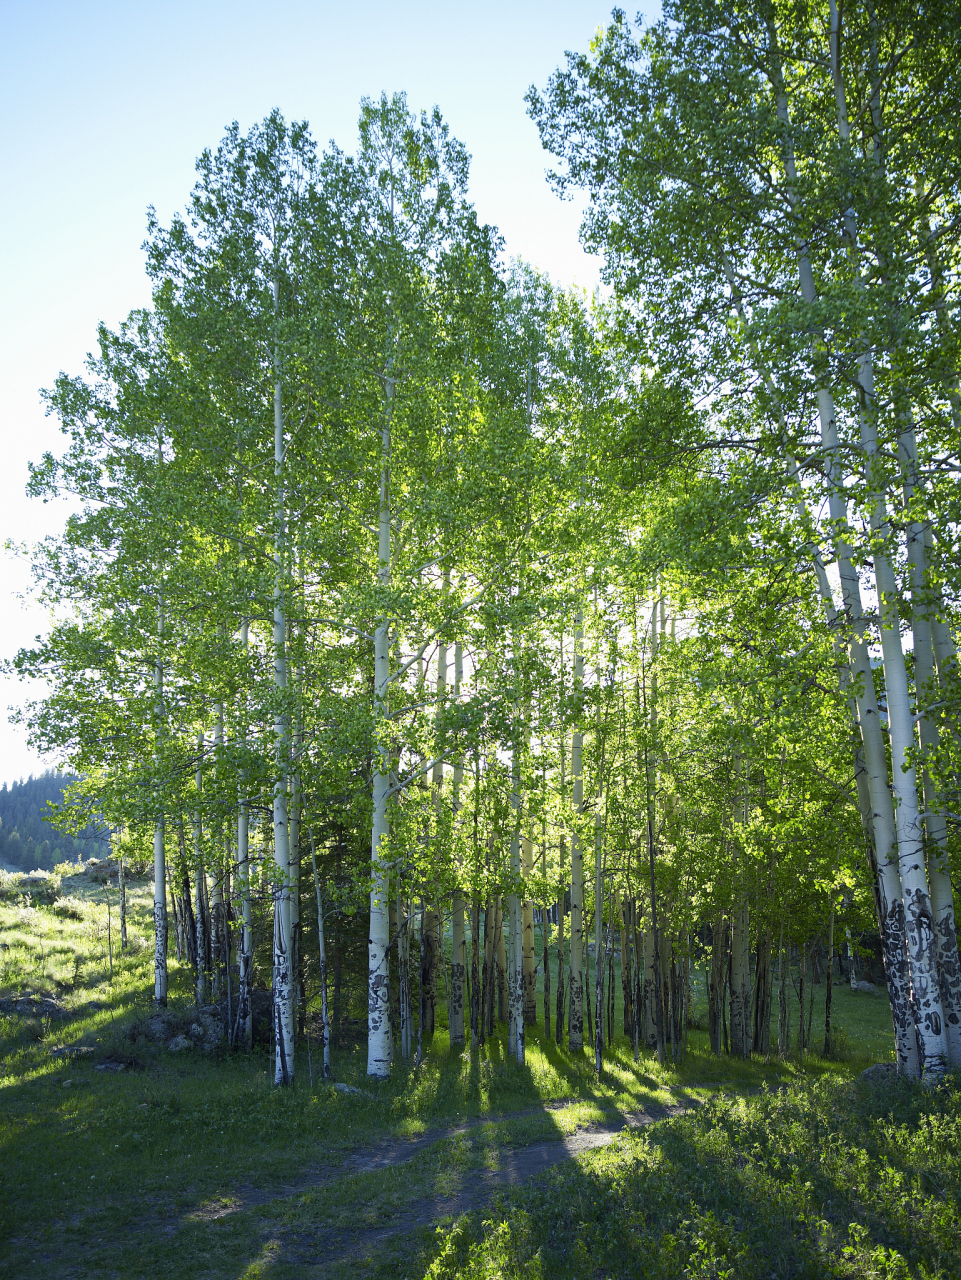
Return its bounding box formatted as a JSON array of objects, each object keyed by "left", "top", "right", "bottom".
[{"left": 399, "top": 1078, "right": 959, "bottom": 1280}]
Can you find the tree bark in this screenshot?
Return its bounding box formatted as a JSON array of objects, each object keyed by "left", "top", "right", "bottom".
[
  {"left": 569, "top": 621, "right": 585, "bottom": 1051},
  {"left": 366, "top": 356, "right": 394, "bottom": 1080},
  {"left": 450, "top": 642, "right": 466, "bottom": 1047},
  {"left": 752, "top": 928, "right": 772, "bottom": 1056},
  {"left": 729, "top": 899, "right": 751, "bottom": 1059},
  {"left": 310, "top": 833, "right": 331, "bottom": 1079}
]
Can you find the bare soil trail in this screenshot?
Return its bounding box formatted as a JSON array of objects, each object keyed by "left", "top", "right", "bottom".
[{"left": 165, "top": 1090, "right": 711, "bottom": 1277}]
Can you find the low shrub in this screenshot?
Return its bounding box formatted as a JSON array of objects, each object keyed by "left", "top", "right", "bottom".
[{"left": 52, "top": 896, "right": 88, "bottom": 921}]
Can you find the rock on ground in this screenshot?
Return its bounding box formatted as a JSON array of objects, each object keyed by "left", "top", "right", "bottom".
[{"left": 861, "top": 1062, "right": 898, "bottom": 1085}]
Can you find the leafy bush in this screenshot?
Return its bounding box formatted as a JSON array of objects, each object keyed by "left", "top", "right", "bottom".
[
  {"left": 420, "top": 1076, "right": 961, "bottom": 1279},
  {"left": 52, "top": 896, "right": 87, "bottom": 921}
]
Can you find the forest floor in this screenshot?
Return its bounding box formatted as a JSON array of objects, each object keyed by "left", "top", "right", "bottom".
[{"left": 0, "top": 872, "right": 959, "bottom": 1278}]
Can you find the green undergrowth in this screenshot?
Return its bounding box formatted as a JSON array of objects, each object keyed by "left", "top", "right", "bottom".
[
  {"left": 406, "top": 1075, "right": 961, "bottom": 1280},
  {"left": 0, "top": 879, "right": 924, "bottom": 1278}
]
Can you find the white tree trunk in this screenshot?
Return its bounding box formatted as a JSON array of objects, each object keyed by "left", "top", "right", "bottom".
[
  {"left": 508, "top": 735, "right": 525, "bottom": 1063},
  {"left": 522, "top": 832, "right": 536, "bottom": 1027},
  {"left": 289, "top": 707, "right": 302, "bottom": 1033},
  {"left": 152, "top": 585, "right": 167, "bottom": 1005},
  {"left": 237, "top": 620, "right": 253, "bottom": 1050},
  {"left": 569, "top": 620, "right": 585, "bottom": 1051},
  {"left": 594, "top": 837, "right": 604, "bottom": 1074},
  {"left": 193, "top": 743, "right": 209, "bottom": 1009},
  {"left": 450, "top": 641, "right": 466, "bottom": 1046},
  {"left": 901, "top": 436, "right": 961, "bottom": 1066},
  {"left": 762, "top": 49, "right": 923, "bottom": 1070},
  {"left": 271, "top": 281, "right": 294, "bottom": 1085},
  {"left": 367, "top": 372, "right": 394, "bottom": 1078},
  {"left": 210, "top": 710, "right": 226, "bottom": 1006},
  {"left": 237, "top": 786, "right": 252, "bottom": 1049}
]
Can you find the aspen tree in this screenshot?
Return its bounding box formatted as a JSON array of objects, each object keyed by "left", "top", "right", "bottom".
[
  {"left": 569, "top": 620, "right": 585, "bottom": 1051},
  {"left": 530, "top": 3, "right": 961, "bottom": 1077},
  {"left": 449, "top": 641, "right": 467, "bottom": 1046},
  {"left": 152, "top": 566, "right": 168, "bottom": 1007}
]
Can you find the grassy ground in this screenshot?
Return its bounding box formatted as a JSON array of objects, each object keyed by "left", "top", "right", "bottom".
[{"left": 0, "top": 872, "right": 951, "bottom": 1278}]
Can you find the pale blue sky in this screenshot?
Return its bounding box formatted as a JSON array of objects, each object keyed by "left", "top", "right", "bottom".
[{"left": 0, "top": 0, "right": 655, "bottom": 784}]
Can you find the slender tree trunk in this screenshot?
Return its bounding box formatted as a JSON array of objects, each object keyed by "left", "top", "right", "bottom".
[
  {"left": 450, "top": 642, "right": 466, "bottom": 1047},
  {"left": 585, "top": 912, "right": 594, "bottom": 1048},
  {"left": 708, "top": 916, "right": 726, "bottom": 1056},
  {"left": 152, "top": 645, "right": 167, "bottom": 1006},
  {"left": 309, "top": 834, "right": 331, "bottom": 1079},
  {"left": 617, "top": 889, "right": 634, "bottom": 1044},
  {"left": 594, "top": 857, "right": 605, "bottom": 1074},
  {"left": 643, "top": 926, "right": 658, "bottom": 1050},
  {"left": 398, "top": 891, "right": 411, "bottom": 1059},
  {"left": 416, "top": 901, "right": 425, "bottom": 1067},
  {"left": 271, "top": 279, "right": 294, "bottom": 1086},
  {"left": 470, "top": 895, "right": 481, "bottom": 1044},
  {"left": 555, "top": 888, "right": 566, "bottom": 1046},
  {"left": 118, "top": 850, "right": 127, "bottom": 951},
  {"left": 209, "top": 706, "right": 227, "bottom": 1006},
  {"left": 632, "top": 911, "right": 643, "bottom": 1060},
  {"left": 209, "top": 871, "right": 225, "bottom": 1005},
  {"left": 608, "top": 927, "right": 615, "bottom": 1048},
  {"left": 556, "top": 733, "right": 567, "bottom": 1046},
  {"left": 522, "top": 844, "right": 536, "bottom": 1027},
  {"left": 569, "top": 622, "right": 585, "bottom": 1050},
  {"left": 422, "top": 636, "right": 447, "bottom": 1040},
  {"left": 494, "top": 898, "right": 506, "bottom": 1024},
  {"left": 420, "top": 895, "right": 437, "bottom": 1041},
  {"left": 288, "top": 715, "right": 302, "bottom": 1033},
  {"left": 541, "top": 807, "right": 551, "bottom": 1041},
  {"left": 366, "top": 359, "right": 394, "bottom": 1080},
  {"left": 193, "top": 737, "right": 209, "bottom": 1007},
  {"left": 752, "top": 928, "right": 772, "bottom": 1056},
  {"left": 481, "top": 897, "right": 494, "bottom": 1043},
  {"left": 237, "top": 784, "right": 252, "bottom": 1051},
  {"left": 824, "top": 905, "right": 835, "bottom": 1058},
  {"left": 236, "top": 620, "right": 253, "bottom": 1051},
  {"left": 509, "top": 736, "right": 526, "bottom": 1061},
  {"left": 729, "top": 899, "right": 750, "bottom": 1059},
  {"left": 778, "top": 921, "right": 790, "bottom": 1059}
]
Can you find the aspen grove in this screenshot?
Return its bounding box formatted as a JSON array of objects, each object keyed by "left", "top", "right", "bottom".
[{"left": 13, "top": 0, "right": 961, "bottom": 1096}]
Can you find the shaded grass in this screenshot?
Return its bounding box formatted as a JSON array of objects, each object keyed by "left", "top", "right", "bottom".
[{"left": 0, "top": 882, "right": 914, "bottom": 1278}]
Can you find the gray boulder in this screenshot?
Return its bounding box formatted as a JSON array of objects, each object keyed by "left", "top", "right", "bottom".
[{"left": 861, "top": 1062, "right": 897, "bottom": 1086}]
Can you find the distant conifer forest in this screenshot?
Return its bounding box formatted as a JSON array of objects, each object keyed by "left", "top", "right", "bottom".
[{"left": 0, "top": 773, "right": 109, "bottom": 871}]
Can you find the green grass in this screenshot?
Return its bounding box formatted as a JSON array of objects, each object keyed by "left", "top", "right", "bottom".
[
  {"left": 409, "top": 1075, "right": 961, "bottom": 1279},
  {"left": 0, "top": 879, "right": 948, "bottom": 1278}
]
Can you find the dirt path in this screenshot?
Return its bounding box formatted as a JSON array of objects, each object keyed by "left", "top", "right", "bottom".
[
  {"left": 165, "top": 1093, "right": 705, "bottom": 1277},
  {"left": 302, "top": 1104, "right": 696, "bottom": 1272},
  {"left": 183, "top": 1093, "right": 700, "bottom": 1226}
]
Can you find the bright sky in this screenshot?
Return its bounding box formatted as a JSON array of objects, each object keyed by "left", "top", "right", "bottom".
[{"left": 0, "top": 0, "right": 656, "bottom": 786}]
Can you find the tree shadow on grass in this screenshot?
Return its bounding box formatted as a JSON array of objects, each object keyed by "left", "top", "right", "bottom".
[{"left": 404, "top": 1075, "right": 961, "bottom": 1280}]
